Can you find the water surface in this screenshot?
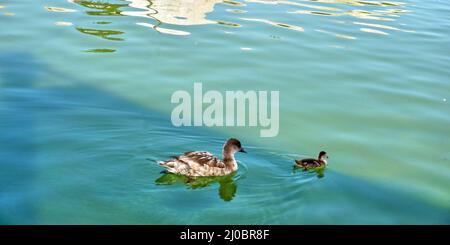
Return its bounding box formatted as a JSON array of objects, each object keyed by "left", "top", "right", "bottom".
[{"left": 0, "top": 0, "right": 449, "bottom": 224}]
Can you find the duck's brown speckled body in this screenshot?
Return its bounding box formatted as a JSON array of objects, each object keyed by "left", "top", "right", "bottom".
[
  {"left": 295, "top": 151, "right": 328, "bottom": 169},
  {"left": 159, "top": 138, "right": 246, "bottom": 177}
]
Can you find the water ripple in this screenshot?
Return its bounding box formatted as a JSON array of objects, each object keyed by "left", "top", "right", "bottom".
[
  {"left": 50, "top": 0, "right": 414, "bottom": 42},
  {"left": 45, "top": 6, "right": 77, "bottom": 13},
  {"left": 241, "top": 17, "right": 304, "bottom": 31}
]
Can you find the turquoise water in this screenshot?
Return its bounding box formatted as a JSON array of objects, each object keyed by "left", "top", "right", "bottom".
[{"left": 0, "top": 0, "right": 449, "bottom": 224}]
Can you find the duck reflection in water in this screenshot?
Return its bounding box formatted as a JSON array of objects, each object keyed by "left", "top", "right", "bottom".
[
  {"left": 155, "top": 172, "right": 238, "bottom": 201},
  {"left": 293, "top": 165, "right": 326, "bottom": 179}
]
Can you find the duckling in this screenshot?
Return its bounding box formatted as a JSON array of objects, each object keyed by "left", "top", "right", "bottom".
[
  {"left": 295, "top": 151, "right": 328, "bottom": 169},
  {"left": 158, "top": 138, "right": 246, "bottom": 177}
]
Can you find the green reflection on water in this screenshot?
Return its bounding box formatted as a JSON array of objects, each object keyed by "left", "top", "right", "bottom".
[
  {"left": 85, "top": 48, "right": 116, "bottom": 53},
  {"left": 74, "top": 0, "right": 126, "bottom": 16},
  {"left": 223, "top": 0, "right": 246, "bottom": 7},
  {"left": 217, "top": 20, "right": 241, "bottom": 27},
  {"left": 96, "top": 21, "right": 112, "bottom": 24},
  {"left": 156, "top": 172, "right": 238, "bottom": 202},
  {"left": 76, "top": 27, "right": 124, "bottom": 41},
  {"left": 293, "top": 165, "right": 327, "bottom": 179}
]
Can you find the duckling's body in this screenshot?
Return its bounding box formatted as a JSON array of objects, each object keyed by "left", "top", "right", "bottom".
[
  {"left": 295, "top": 151, "right": 328, "bottom": 170},
  {"left": 159, "top": 138, "right": 246, "bottom": 177}
]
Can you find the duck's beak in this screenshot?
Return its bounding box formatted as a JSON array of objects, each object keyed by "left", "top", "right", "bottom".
[{"left": 239, "top": 148, "right": 247, "bottom": 153}]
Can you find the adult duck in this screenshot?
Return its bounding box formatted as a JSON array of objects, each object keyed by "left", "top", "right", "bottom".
[{"left": 159, "top": 138, "right": 246, "bottom": 177}]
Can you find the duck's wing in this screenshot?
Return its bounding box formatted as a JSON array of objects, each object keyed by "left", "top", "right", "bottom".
[
  {"left": 295, "top": 158, "right": 318, "bottom": 167},
  {"left": 159, "top": 151, "right": 225, "bottom": 174},
  {"left": 182, "top": 151, "right": 226, "bottom": 168}
]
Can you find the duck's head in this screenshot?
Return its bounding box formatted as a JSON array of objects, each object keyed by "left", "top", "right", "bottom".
[
  {"left": 318, "top": 151, "right": 328, "bottom": 164},
  {"left": 224, "top": 138, "right": 247, "bottom": 154}
]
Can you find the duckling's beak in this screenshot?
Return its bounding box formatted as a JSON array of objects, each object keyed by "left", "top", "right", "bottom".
[{"left": 239, "top": 148, "right": 247, "bottom": 153}]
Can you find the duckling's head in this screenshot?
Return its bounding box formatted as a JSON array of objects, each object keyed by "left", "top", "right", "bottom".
[
  {"left": 224, "top": 138, "right": 247, "bottom": 154},
  {"left": 318, "top": 151, "right": 328, "bottom": 163}
]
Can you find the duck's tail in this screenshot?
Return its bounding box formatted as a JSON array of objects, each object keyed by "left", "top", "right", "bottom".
[{"left": 158, "top": 160, "right": 179, "bottom": 174}]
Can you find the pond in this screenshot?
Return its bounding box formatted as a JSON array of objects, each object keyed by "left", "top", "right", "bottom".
[{"left": 0, "top": 0, "right": 449, "bottom": 224}]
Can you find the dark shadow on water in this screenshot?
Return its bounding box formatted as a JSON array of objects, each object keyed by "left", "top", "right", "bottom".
[
  {"left": 155, "top": 172, "right": 237, "bottom": 202},
  {"left": 0, "top": 52, "right": 43, "bottom": 224},
  {"left": 0, "top": 51, "right": 184, "bottom": 223}
]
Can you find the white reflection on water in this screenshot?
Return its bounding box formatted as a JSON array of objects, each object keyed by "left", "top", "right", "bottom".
[
  {"left": 136, "top": 22, "right": 191, "bottom": 36},
  {"left": 123, "top": 0, "right": 222, "bottom": 25},
  {"left": 121, "top": 0, "right": 412, "bottom": 36},
  {"left": 45, "top": 6, "right": 78, "bottom": 12},
  {"left": 59, "top": 0, "right": 414, "bottom": 37}
]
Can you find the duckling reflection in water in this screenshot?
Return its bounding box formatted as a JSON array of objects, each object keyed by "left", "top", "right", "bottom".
[
  {"left": 155, "top": 172, "right": 237, "bottom": 201},
  {"left": 293, "top": 165, "right": 326, "bottom": 179},
  {"left": 294, "top": 151, "right": 329, "bottom": 178}
]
